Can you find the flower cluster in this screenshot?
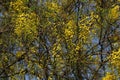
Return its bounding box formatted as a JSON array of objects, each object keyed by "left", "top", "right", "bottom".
[
  {"left": 109, "top": 49, "right": 120, "bottom": 69},
  {"left": 10, "top": 0, "right": 28, "bottom": 13},
  {"left": 64, "top": 20, "right": 76, "bottom": 39},
  {"left": 102, "top": 72, "right": 116, "bottom": 80},
  {"left": 108, "top": 5, "right": 120, "bottom": 22},
  {"left": 14, "top": 13, "right": 38, "bottom": 39},
  {"left": 10, "top": 0, "right": 38, "bottom": 40}
]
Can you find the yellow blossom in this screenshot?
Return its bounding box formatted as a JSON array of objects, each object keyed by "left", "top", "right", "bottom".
[
  {"left": 108, "top": 5, "right": 120, "bottom": 22},
  {"left": 102, "top": 72, "right": 116, "bottom": 80}
]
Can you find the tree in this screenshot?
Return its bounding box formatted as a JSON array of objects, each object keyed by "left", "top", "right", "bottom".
[{"left": 0, "top": 0, "right": 120, "bottom": 80}]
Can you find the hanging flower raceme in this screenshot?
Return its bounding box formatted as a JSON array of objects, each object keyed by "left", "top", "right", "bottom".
[
  {"left": 102, "top": 72, "right": 116, "bottom": 80},
  {"left": 10, "top": 0, "right": 39, "bottom": 40},
  {"left": 14, "top": 13, "right": 38, "bottom": 39},
  {"left": 108, "top": 5, "right": 120, "bottom": 22},
  {"left": 109, "top": 49, "right": 120, "bottom": 69},
  {"left": 10, "top": 0, "right": 28, "bottom": 13},
  {"left": 64, "top": 20, "right": 76, "bottom": 39}
]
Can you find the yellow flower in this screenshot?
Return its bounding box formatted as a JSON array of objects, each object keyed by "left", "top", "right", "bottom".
[
  {"left": 108, "top": 5, "right": 120, "bottom": 22},
  {"left": 10, "top": 0, "right": 27, "bottom": 13},
  {"left": 75, "top": 45, "right": 80, "bottom": 51},
  {"left": 102, "top": 72, "right": 116, "bottom": 80},
  {"left": 65, "top": 29, "right": 74, "bottom": 38},
  {"left": 14, "top": 12, "right": 38, "bottom": 38},
  {"left": 16, "top": 51, "right": 24, "bottom": 58},
  {"left": 66, "top": 20, "right": 76, "bottom": 27}
]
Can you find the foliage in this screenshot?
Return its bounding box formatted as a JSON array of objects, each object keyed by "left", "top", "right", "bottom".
[{"left": 0, "top": 0, "right": 120, "bottom": 80}]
